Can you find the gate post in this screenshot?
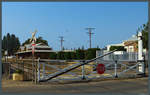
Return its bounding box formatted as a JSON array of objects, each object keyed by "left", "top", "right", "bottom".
[
  {"left": 113, "top": 55, "right": 118, "bottom": 78},
  {"left": 42, "top": 63, "right": 45, "bottom": 79},
  {"left": 81, "top": 64, "right": 86, "bottom": 80},
  {"left": 37, "top": 58, "right": 40, "bottom": 83},
  {"left": 9, "top": 63, "right": 11, "bottom": 79},
  {"left": 138, "top": 32, "right": 145, "bottom": 76},
  {"left": 35, "top": 60, "right": 37, "bottom": 84},
  {"left": 114, "top": 60, "right": 118, "bottom": 78},
  {"left": 22, "top": 61, "right": 24, "bottom": 81}
]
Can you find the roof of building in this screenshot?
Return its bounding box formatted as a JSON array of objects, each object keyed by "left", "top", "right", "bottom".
[
  {"left": 18, "top": 43, "right": 53, "bottom": 54},
  {"left": 25, "top": 44, "right": 51, "bottom": 49},
  {"left": 15, "top": 50, "right": 55, "bottom": 54},
  {"left": 107, "top": 43, "right": 124, "bottom": 47},
  {"left": 62, "top": 50, "right": 75, "bottom": 52},
  {"left": 19, "top": 43, "right": 52, "bottom": 50},
  {"left": 106, "top": 34, "right": 139, "bottom": 51},
  {"left": 124, "top": 35, "right": 138, "bottom": 42}
]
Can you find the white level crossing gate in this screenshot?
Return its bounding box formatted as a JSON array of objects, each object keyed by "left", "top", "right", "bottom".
[{"left": 36, "top": 49, "right": 143, "bottom": 83}]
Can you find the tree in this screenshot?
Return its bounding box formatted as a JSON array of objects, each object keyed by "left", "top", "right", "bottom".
[
  {"left": 57, "top": 51, "right": 65, "bottom": 59},
  {"left": 36, "top": 36, "right": 48, "bottom": 46},
  {"left": 64, "top": 52, "right": 72, "bottom": 60},
  {"left": 109, "top": 46, "right": 126, "bottom": 51},
  {"left": 135, "top": 22, "right": 148, "bottom": 50},
  {"left": 85, "top": 48, "right": 100, "bottom": 60},
  {"left": 22, "top": 39, "right": 30, "bottom": 46},
  {"left": 10, "top": 34, "right": 20, "bottom": 54},
  {"left": 2, "top": 33, "right": 20, "bottom": 55},
  {"left": 141, "top": 23, "right": 148, "bottom": 50},
  {"left": 70, "top": 52, "right": 76, "bottom": 59},
  {"left": 76, "top": 48, "right": 85, "bottom": 60},
  {"left": 22, "top": 36, "right": 48, "bottom": 46},
  {"left": 96, "top": 45, "right": 100, "bottom": 49},
  {"left": 81, "top": 46, "right": 85, "bottom": 50},
  {"left": 49, "top": 52, "right": 57, "bottom": 59}
]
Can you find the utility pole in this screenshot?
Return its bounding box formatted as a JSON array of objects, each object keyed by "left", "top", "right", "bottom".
[
  {"left": 85, "top": 28, "right": 95, "bottom": 48},
  {"left": 59, "top": 36, "right": 64, "bottom": 51}
]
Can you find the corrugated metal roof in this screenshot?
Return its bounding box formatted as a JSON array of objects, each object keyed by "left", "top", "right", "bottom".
[
  {"left": 15, "top": 50, "right": 55, "bottom": 54},
  {"left": 23, "top": 44, "right": 51, "bottom": 49}
]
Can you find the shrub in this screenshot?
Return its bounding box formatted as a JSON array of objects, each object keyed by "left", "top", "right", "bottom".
[
  {"left": 15, "top": 69, "right": 23, "bottom": 74},
  {"left": 110, "top": 46, "right": 126, "bottom": 51}
]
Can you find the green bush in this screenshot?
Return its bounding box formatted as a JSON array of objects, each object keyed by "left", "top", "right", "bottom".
[
  {"left": 49, "top": 52, "right": 57, "bottom": 59},
  {"left": 110, "top": 46, "right": 126, "bottom": 51},
  {"left": 15, "top": 69, "right": 23, "bottom": 74},
  {"left": 85, "top": 48, "right": 100, "bottom": 60}
]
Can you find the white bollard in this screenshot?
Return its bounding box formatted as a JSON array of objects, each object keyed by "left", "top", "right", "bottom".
[
  {"left": 138, "top": 32, "right": 145, "bottom": 74},
  {"left": 114, "top": 60, "right": 118, "bottom": 78},
  {"left": 81, "top": 64, "right": 86, "bottom": 80}
]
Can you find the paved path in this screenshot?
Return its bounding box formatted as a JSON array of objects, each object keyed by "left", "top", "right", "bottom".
[{"left": 2, "top": 77, "right": 148, "bottom": 94}]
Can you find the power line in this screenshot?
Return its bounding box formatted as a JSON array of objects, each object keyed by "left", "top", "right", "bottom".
[
  {"left": 59, "top": 36, "right": 64, "bottom": 51},
  {"left": 85, "top": 27, "right": 95, "bottom": 48}
]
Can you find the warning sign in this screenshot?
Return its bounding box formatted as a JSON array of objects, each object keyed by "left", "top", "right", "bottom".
[{"left": 97, "top": 64, "right": 105, "bottom": 74}]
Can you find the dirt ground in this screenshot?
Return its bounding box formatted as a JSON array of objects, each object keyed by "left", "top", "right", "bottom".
[{"left": 2, "top": 77, "right": 148, "bottom": 94}]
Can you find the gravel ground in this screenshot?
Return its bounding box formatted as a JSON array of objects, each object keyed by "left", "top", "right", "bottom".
[{"left": 2, "top": 77, "right": 148, "bottom": 94}]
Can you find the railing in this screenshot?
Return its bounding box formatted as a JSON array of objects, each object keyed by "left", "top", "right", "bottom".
[{"left": 96, "top": 50, "right": 148, "bottom": 61}]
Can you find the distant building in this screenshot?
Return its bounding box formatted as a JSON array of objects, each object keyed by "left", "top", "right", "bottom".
[
  {"left": 16, "top": 43, "right": 55, "bottom": 59},
  {"left": 106, "top": 43, "right": 124, "bottom": 51},
  {"left": 97, "top": 33, "right": 146, "bottom": 61},
  {"left": 123, "top": 35, "right": 138, "bottom": 52},
  {"left": 62, "top": 49, "right": 75, "bottom": 52},
  {"left": 106, "top": 35, "right": 138, "bottom": 53}
]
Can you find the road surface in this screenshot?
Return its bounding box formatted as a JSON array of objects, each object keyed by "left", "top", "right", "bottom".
[{"left": 2, "top": 77, "right": 148, "bottom": 94}]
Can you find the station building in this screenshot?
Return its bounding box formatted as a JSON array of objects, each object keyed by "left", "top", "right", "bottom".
[{"left": 15, "top": 43, "right": 55, "bottom": 59}]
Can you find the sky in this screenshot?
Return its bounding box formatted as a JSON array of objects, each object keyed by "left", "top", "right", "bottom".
[{"left": 2, "top": 2, "right": 148, "bottom": 51}]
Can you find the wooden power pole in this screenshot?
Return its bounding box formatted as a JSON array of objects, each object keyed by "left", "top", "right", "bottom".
[{"left": 85, "top": 28, "right": 95, "bottom": 48}]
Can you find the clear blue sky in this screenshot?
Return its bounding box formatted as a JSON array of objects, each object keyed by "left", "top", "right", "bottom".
[{"left": 2, "top": 2, "right": 148, "bottom": 51}]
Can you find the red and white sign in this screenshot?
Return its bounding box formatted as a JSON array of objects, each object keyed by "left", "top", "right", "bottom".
[
  {"left": 32, "top": 44, "right": 36, "bottom": 46},
  {"left": 32, "top": 44, "right": 36, "bottom": 54},
  {"left": 97, "top": 64, "right": 105, "bottom": 74}
]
